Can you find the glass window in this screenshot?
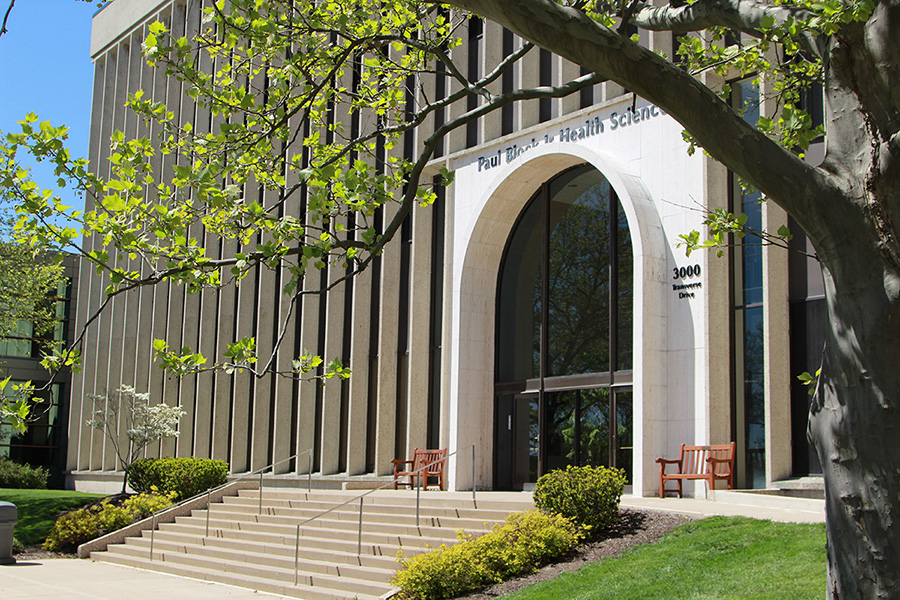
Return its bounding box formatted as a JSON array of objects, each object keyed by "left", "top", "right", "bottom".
[
  {"left": 495, "top": 165, "right": 634, "bottom": 487},
  {"left": 496, "top": 198, "right": 543, "bottom": 382},
  {"left": 0, "top": 382, "right": 63, "bottom": 468},
  {"left": 0, "top": 320, "right": 34, "bottom": 357},
  {"left": 731, "top": 78, "right": 767, "bottom": 488},
  {"left": 547, "top": 171, "right": 612, "bottom": 377}
]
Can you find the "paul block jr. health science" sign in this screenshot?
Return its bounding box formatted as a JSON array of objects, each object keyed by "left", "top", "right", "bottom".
[{"left": 476, "top": 104, "right": 666, "bottom": 172}]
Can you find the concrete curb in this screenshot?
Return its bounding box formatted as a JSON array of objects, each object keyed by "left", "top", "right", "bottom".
[{"left": 76, "top": 480, "right": 258, "bottom": 558}]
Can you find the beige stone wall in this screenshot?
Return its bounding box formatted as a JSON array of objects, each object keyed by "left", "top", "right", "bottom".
[
  {"left": 72, "top": 1, "right": 633, "bottom": 484},
  {"left": 70, "top": 0, "right": 804, "bottom": 493}
]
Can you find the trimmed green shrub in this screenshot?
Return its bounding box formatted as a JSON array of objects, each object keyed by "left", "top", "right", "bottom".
[
  {"left": 392, "top": 511, "right": 583, "bottom": 600},
  {"left": 533, "top": 464, "right": 627, "bottom": 533},
  {"left": 0, "top": 457, "right": 49, "bottom": 489},
  {"left": 127, "top": 457, "right": 228, "bottom": 500},
  {"left": 42, "top": 492, "right": 174, "bottom": 552}
]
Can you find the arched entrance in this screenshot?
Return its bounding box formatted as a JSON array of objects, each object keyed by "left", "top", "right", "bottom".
[{"left": 494, "top": 165, "right": 634, "bottom": 490}]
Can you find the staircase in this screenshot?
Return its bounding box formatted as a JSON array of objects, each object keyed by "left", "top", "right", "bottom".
[{"left": 89, "top": 488, "right": 535, "bottom": 600}]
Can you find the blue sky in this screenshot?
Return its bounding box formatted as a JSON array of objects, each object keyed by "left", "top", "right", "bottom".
[{"left": 0, "top": 0, "right": 98, "bottom": 214}]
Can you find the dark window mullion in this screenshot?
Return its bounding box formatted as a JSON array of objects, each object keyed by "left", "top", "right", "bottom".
[{"left": 538, "top": 181, "right": 550, "bottom": 476}]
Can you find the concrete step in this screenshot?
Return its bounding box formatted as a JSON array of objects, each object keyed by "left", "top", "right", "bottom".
[
  {"left": 239, "top": 489, "right": 535, "bottom": 512},
  {"left": 116, "top": 535, "right": 399, "bottom": 582},
  {"left": 91, "top": 489, "right": 534, "bottom": 600},
  {"left": 99, "top": 544, "right": 392, "bottom": 597},
  {"left": 159, "top": 517, "right": 472, "bottom": 550},
  {"left": 180, "top": 511, "right": 493, "bottom": 539},
  {"left": 222, "top": 495, "right": 522, "bottom": 522},
  {"left": 92, "top": 550, "right": 383, "bottom": 600},
  {"left": 201, "top": 506, "right": 502, "bottom": 534},
  {"left": 129, "top": 526, "right": 415, "bottom": 564}
]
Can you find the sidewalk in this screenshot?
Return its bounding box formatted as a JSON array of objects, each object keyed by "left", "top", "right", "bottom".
[
  {"left": 0, "top": 491, "right": 824, "bottom": 600},
  {"left": 622, "top": 491, "right": 825, "bottom": 524},
  {"left": 0, "top": 558, "right": 294, "bottom": 600}
]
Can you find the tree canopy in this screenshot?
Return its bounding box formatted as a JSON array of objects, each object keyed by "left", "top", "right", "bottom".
[
  {"left": 0, "top": 205, "right": 66, "bottom": 434},
  {"left": 1, "top": 0, "right": 899, "bottom": 596}
]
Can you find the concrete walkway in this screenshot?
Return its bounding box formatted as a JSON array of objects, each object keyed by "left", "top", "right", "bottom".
[
  {"left": 0, "top": 491, "right": 824, "bottom": 600},
  {"left": 0, "top": 558, "right": 293, "bottom": 600},
  {"left": 622, "top": 490, "right": 825, "bottom": 524}
]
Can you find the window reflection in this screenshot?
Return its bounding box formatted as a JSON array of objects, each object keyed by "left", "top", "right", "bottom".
[{"left": 495, "top": 165, "right": 635, "bottom": 488}]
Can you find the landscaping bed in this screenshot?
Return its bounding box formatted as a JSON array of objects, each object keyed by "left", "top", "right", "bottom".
[
  {"left": 0, "top": 488, "right": 104, "bottom": 548},
  {"left": 457, "top": 509, "right": 687, "bottom": 600}
]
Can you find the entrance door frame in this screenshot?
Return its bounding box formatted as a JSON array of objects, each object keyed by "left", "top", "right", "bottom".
[{"left": 447, "top": 147, "right": 669, "bottom": 495}]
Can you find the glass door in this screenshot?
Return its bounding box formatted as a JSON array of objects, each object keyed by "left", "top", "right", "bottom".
[{"left": 495, "top": 393, "right": 539, "bottom": 490}]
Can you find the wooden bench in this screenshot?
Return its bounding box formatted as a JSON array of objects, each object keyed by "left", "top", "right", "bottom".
[
  {"left": 656, "top": 442, "right": 736, "bottom": 498},
  {"left": 391, "top": 448, "right": 448, "bottom": 491}
]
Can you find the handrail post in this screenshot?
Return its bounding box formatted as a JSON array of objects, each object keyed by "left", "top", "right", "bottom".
[
  {"left": 357, "top": 497, "right": 364, "bottom": 555},
  {"left": 294, "top": 524, "right": 301, "bottom": 585},
  {"left": 416, "top": 467, "right": 422, "bottom": 527},
  {"left": 472, "top": 444, "right": 477, "bottom": 505},
  {"left": 258, "top": 470, "right": 264, "bottom": 515},
  {"left": 308, "top": 452, "right": 312, "bottom": 492},
  {"left": 205, "top": 489, "right": 211, "bottom": 536},
  {"left": 149, "top": 512, "right": 156, "bottom": 560}
]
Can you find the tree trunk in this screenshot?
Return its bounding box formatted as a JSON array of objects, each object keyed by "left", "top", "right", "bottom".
[{"left": 810, "top": 240, "right": 900, "bottom": 599}]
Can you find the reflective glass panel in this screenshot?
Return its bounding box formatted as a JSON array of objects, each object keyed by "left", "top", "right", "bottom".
[
  {"left": 615, "top": 391, "right": 634, "bottom": 483},
  {"left": 580, "top": 388, "right": 611, "bottom": 467},
  {"left": 547, "top": 169, "right": 611, "bottom": 376},
  {"left": 496, "top": 196, "right": 542, "bottom": 382}
]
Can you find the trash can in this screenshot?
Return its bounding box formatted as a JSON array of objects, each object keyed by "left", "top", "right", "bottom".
[{"left": 0, "top": 501, "right": 17, "bottom": 565}]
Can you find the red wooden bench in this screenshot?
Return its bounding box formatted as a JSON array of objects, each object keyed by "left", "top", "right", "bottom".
[
  {"left": 391, "top": 448, "right": 448, "bottom": 491},
  {"left": 656, "top": 442, "right": 736, "bottom": 498}
]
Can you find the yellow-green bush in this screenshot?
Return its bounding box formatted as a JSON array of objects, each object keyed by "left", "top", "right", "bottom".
[
  {"left": 392, "top": 511, "right": 583, "bottom": 600},
  {"left": 42, "top": 492, "right": 175, "bottom": 552},
  {"left": 533, "top": 465, "right": 626, "bottom": 533},
  {"left": 122, "top": 489, "right": 176, "bottom": 519}
]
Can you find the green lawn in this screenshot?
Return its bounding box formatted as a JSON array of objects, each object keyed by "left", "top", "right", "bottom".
[
  {"left": 501, "top": 517, "right": 827, "bottom": 600},
  {"left": 0, "top": 488, "right": 105, "bottom": 546}
]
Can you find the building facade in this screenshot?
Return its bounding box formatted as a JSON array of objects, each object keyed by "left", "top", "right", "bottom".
[
  {"left": 67, "top": 0, "right": 825, "bottom": 495},
  {"left": 1, "top": 256, "right": 78, "bottom": 488}
]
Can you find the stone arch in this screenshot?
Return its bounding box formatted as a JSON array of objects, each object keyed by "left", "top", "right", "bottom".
[{"left": 447, "top": 144, "right": 668, "bottom": 495}]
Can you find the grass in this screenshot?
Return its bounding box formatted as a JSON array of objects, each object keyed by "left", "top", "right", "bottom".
[
  {"left": 0, "top": 488, "right": 105, "bottom": 546},
  {"left": 500, "top": 516, "right": 827, "bottom": 600}
]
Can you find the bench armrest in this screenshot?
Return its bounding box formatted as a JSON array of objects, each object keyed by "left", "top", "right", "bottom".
[
  {"left": 391, "top": 459, "right": 414, "bottom": 466},
  {"left": 655, "top": 458, "right": 681, "bottom": 465},
  {"left": 706, "top": 457, "right": 734, "bottom": 468}
]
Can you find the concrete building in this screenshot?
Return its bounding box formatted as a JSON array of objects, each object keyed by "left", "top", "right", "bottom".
[{"left": 66, "top": 0, "right": 825, "bottom": 495}]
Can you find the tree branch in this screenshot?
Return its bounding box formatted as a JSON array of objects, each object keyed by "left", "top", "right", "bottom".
[
  {"left": 627, "top": 0, "right": 815, "bottom": 35},
  {"left": 0, "top": 0, "right": 14, "bottom": 39},
  {"left": 445, "top": 0, "right": 846, "bottom": 240}
]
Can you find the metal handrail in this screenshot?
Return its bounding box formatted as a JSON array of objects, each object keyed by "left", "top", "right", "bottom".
[
  {"left": 150, "top": 449, "right": 313, "bottom": 560},
  {"left": 292, "top": 444, "right": 477, "bottom": 585}
]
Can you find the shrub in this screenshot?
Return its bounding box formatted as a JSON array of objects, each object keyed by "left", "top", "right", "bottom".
[
  {"left": 533, "top": 464, "right": 627, "bottom": 533},
  {"left": 392, "top": 511, "right": 583, "bottom": 600},
  {"left": 12, "top": 536, "right": 24, "bottom": 555},
  {"left": 0, "top": 457, "right": 49, "bottom": 489},
  {"left": 42, "top": 492, "right": 174, "bottom": 552},
  {"left": 122, "top": 489, "right": 176, "bottom": 519},
  {"left": 127, "top": 457, "right": 228, "bottom": 500}
]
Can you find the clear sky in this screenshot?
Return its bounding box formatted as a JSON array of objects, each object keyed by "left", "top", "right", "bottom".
[{"left": 0, "top": 0, "right": 98, "bottom": 214}]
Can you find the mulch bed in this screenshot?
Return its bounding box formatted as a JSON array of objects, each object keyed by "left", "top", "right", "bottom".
[
  {"left": 456, "top": 508, "right": 689, "bottom": 600},
  {"left": 13, "top": 545, "right": 74, "bottom": 560}
]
